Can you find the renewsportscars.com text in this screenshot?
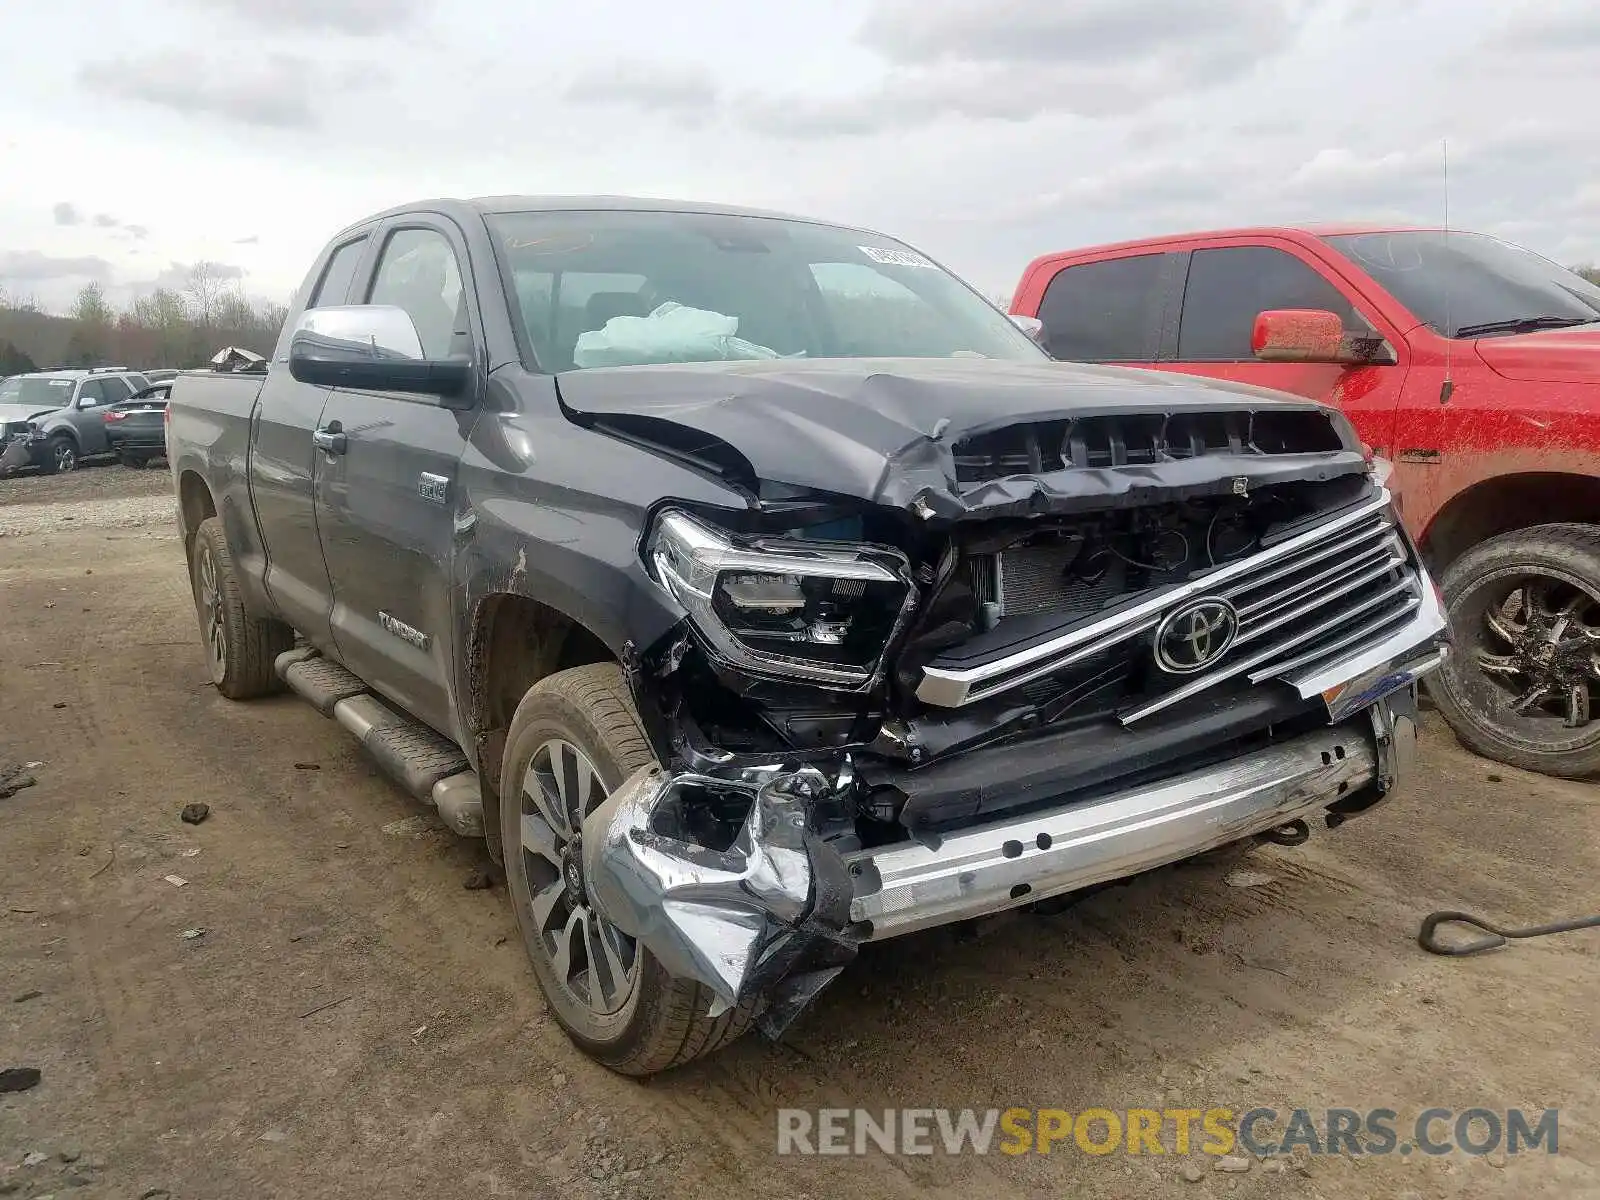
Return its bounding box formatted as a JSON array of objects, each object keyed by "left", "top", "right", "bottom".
[{"left": 776, "top": 1107, "right": 1559, "bottom": 1158}]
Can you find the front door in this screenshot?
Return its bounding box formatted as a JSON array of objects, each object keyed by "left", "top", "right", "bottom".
[
  {"left": 314, "top": 220, "right": 479, "bottom": 737},
  {"left": 1151, "top": 242, "right": 1410, "bottom": 457}
]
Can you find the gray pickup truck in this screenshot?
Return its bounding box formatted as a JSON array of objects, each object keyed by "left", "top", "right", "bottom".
[{"left": 167, "top": 196, "right": 1448, "bottom": 1075}]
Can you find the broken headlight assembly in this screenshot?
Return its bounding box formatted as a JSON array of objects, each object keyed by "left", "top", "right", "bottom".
[{"left": 646, "top": 509, "right": 913, "bottom": 689}]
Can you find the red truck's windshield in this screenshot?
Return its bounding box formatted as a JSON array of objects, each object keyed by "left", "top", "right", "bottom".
[{"left": 1325, "top": 231, "right": 1600, "bottom": 339}]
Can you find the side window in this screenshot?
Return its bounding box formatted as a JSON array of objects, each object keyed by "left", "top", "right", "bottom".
[
  {"left": 99, "top": 376, "right": 132, "bottom": 403},
  {"left": 367, "top": 228, "right": 467, "bottom": 359},
  {"left": 1177, "top": 247, "right": 1360, "bottom": 361},
  {"left": 307, "top": 237, "right": 368, "bottom": 310},
  {"left": 1036, "top": 255, "right": 1165, "bottom": 362},
  {"left": 77, "top": 379, "right": 108, "bottom": 406}
]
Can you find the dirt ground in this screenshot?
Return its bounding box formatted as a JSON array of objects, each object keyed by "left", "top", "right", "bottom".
[{"left": 1, "top": 466, "right": 1596, "bottom": 1199}]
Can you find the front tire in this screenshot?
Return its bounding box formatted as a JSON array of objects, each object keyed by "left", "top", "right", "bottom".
[
  {"left": 500, "top": 663, "right": 757, "bottom": 1075},
  {"left": 38, "top": 434, "right": 76, "bottom": 474},
  {"left": 1429, "top": 524, "right": 1600, "bottom": 778},
  {"left": 188, "top": 516, "right": 294, "bottom": 699}
]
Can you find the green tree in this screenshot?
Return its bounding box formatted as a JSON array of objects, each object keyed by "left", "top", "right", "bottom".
[
  {"left": 1575, "top": 265, "right": 1600, "bottom": 287},
  {"left": 67, "top": 282, "right": 116, "bottom": 363}
]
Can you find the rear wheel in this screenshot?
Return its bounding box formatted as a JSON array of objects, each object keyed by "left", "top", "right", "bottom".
[
  {"left": 500, "top": 663, "right": 758, "bottom": 1075},
  {"left": 1429, "top": 524, "right": 1600, "bottom": 778},
  {"left": 119, "top": 451, "right": 150, "bottom": 469},
  {"left": 188, "top": 516, "right": 294, "bottom": 699}
]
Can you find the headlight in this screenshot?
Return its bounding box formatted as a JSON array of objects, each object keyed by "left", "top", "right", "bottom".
[{"left": 646, "top": 509, "right": 912, "bottom": 688}]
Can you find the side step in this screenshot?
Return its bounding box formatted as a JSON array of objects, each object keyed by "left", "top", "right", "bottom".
[{"left": 273, "top": 649, "right": 484, "bottom": 837}]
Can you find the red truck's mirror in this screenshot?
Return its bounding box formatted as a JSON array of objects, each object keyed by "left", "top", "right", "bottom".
[{"left": 1252, "top": 309, "right": 1395, "bottom": 366}]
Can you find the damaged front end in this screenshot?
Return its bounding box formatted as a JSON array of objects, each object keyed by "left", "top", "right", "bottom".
[
  {"left": 581, "top": 765, "right": 857, "bottom": 1035},
  {"left": 578, "top": 396, "right": 1447, "bottom": 1033}
]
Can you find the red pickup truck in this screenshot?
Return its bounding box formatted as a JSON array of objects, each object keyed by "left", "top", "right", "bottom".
[{"left": 1013, "top": 225, "right": 1600, "bottom": 778}]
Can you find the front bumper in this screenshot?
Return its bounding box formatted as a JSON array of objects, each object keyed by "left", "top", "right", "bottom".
[
  {"left": 846, "top": 697, "right": 1415, "bottom": 939},
  {"left": 0, "top": 432, "right": 49, "bottom": 474},
  {"left": 585, "top": 686, "right": 1431, "bottom": 1026}
]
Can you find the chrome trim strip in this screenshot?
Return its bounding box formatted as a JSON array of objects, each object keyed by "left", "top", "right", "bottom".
[
  {"left": 1283, "top": 577, "right": 1449, "bottom": 699},
  {"left": 1252, "top": 597, "right": 1416, "bottom": 681},
  {"left": 1233, "top": 556, "right": 1408, "bottom": 648},
  {"left": 915, "top": 490, "right": 1394, "bottom": 707},
  {"left": 1232, "top": 536, "right": 1401, "bottom": 622},
  {"left": 1220, "top": 515, "right": 1391, "bottom": 604},
  {"left": 845, "top": 720, "right": 1383, "bottom": 940}
]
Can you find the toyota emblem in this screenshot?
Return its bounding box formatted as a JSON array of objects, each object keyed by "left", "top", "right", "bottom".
[{"left": 1154, "top": 597, "right": 1240, "bottom": 674}]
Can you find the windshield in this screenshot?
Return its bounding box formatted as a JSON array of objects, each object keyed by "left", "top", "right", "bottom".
[
  {"left": 1325, "top": 231, "right": 1600, "bottom": 338},
  {"left": 487, "top": 209, "right": 1043, "bottom": 371},
  {"left": 0, "top": 376, "right": 76, "bottom": 408}
]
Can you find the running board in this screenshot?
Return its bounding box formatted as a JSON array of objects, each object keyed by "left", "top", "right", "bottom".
[{"left": 273, "top": 649, "right": 484, "bottom": 838}]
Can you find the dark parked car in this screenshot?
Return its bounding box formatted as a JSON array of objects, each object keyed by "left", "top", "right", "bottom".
[
  {"left": 165, "top": 196, "right": 1448, "bottom": 1074},
  {"left": 103, "top": 381, "right": 171, "bottom": 467},
  {"left": 0, "top": 368, "right": 153, "bottom": 473}
]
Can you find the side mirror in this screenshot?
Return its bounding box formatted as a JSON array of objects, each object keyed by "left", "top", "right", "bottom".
[
  {"left": 1251, "top": 309, "right": 1396, "bottom": 366},
  {"left": 288, "top": 304, "right": 473, "bottom": 400},
  {"left": 77, "top": 395, "right": 101, "bottom": 409},
  {"left": 1010, "top": 313, "right": 1048, "bottom": 347}
]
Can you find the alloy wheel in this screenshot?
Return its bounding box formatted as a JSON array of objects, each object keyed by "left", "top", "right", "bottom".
[
  {"left": 196, "top": 542, "right": 226, "bottom": 676},
  {"left": 1458, "top": 569, "right": 1600, "bottom": 742},
  {"left": 53, "top": 440, "right": 76, "bottom": 472},
  {"left": 518, "top": 738, "right": 639, "bottom": 1016}
]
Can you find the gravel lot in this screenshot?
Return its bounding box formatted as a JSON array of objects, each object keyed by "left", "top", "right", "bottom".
[
  {"left": 0, "top": 470, "right": 1595, "bottom": 1199},
  {"left": 0, "top": 461, "right": 176, "bottom": 537}
]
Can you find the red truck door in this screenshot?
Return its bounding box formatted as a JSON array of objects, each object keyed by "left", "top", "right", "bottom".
[{"left": 1028, "top": 239, "right": 1412, "bottom": 457}]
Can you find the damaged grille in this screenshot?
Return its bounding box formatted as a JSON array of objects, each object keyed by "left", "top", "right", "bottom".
[
  {"left": 952, "top": 408, "right": 1344, "bottom": 484},
  {"left": 917, "top": 490, "right": 1420, "bottom": 715}
]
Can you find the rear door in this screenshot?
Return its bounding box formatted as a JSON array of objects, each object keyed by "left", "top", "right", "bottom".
[
  {"left": 1030, "top": 251, "right": 1180, "bottom": 365},
  {"left": 1158, "top": 241, "right": 1410, "bottom": 454},
  {"left": 313, "top": 218, "right": 479, "bottom": 736},
  {"left": 251, "top": 232, "right": 374, "bottom": 643}
]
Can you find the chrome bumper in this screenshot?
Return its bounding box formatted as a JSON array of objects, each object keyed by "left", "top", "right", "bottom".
[{"left": 844, "top": 696, "right": 1420, "bottom": 940}]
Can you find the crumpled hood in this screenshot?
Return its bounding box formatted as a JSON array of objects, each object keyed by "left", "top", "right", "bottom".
[
  {"left": 555, "top": 357, "right": 1366, "bottom": 521},
  {"left": 1474, "top": 326, "right": 1600, "bottom": 385},
  {"left": 0, "top": 403, "right": 60, "bottom": 424}
]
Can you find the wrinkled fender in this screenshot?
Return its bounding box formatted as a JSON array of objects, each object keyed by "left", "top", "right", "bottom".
[
  {"left": 32, "top": 411, "right": 77, "bottom": 442},
  {"left": 449, "top": 368, "right": 753, "bottom": 758}
]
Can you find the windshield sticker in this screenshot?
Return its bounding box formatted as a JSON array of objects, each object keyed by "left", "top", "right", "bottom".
[{"left": 858, "top": 245, "right": 937, "bottom": 269}]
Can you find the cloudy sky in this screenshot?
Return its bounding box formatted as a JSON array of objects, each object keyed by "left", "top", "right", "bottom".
[{"left": 2, "top": 0, "right": 1595, "bottom": 313}]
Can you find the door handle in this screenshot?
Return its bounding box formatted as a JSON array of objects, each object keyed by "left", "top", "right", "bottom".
[{"left": 312, "top": 425, "right": 347, "bottom": 455}]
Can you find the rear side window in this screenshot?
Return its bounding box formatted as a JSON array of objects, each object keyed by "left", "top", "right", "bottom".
[
  {"left": 1177, "top": 247, "right": 1359, "bottom": 361},
  {"left": 308, "top": 237, "right": 368, "bottom": 309},
  {"left": 1036, "top": 255, "right": 1165, "bottom": 361}
]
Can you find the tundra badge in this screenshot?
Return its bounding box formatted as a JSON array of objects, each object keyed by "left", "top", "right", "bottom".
[
  {"left": 379, "top": 611, "right": 430, "bottom": 650},
  {"left": 418, "top": 472, "right": 450, "bottom": 505}
]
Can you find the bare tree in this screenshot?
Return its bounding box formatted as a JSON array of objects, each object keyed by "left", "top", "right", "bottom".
[{"left": 185, "top": 261, "right": 229, "bottom": 327}]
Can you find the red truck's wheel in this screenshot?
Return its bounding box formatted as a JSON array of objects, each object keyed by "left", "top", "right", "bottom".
[
  {"left": 500, "top": 663, "right": 758, "bottom": 1075},
  {"left": 188, "top": 517, "right": 294, "bottom": 700},
  {"left": 1430, "top": 524, "right": 1600, "bottom": 778}
]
